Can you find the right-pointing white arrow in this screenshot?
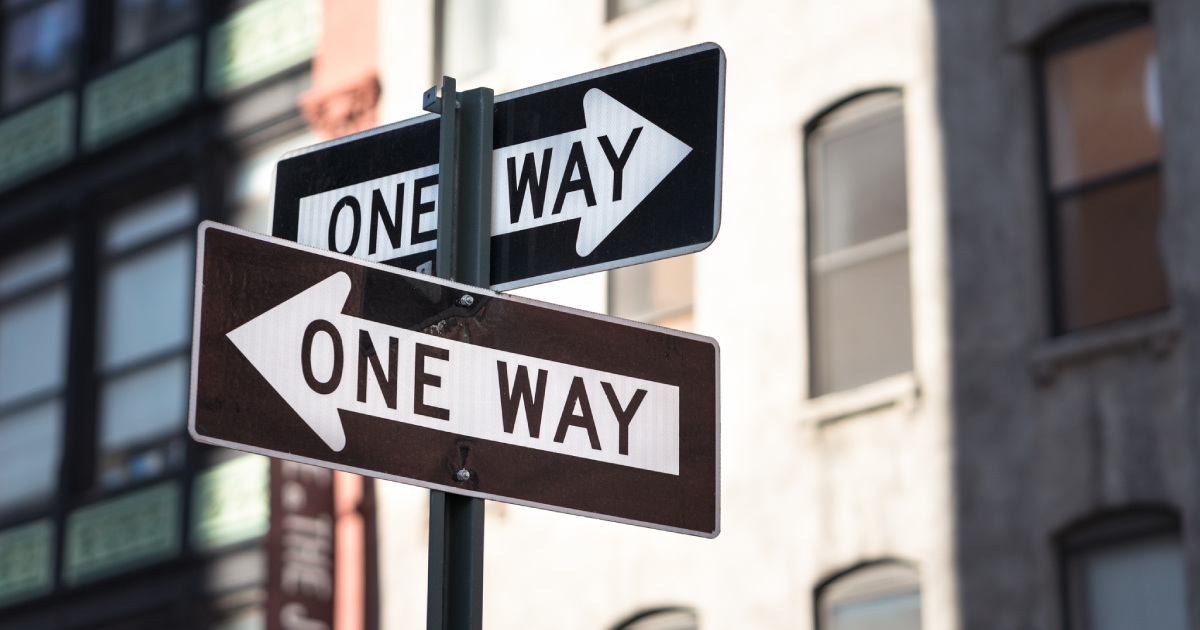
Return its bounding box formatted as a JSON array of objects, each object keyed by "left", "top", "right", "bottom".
[
  {"left": 492, "top": 89, "right": 693, "bottom": 256},
  {"left": 226, "top": 272, "right": 681, "bottom": 474}
]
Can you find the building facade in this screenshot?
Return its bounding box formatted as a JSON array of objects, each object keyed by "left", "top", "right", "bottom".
[
  {"left": 2, "top": 1, "right": 1198, "bottom": 630},
  {"left": 0, "top": 1, "right": 376, "bottom": 629},
  {"left": 369, "top": 0, "right": 1200, "bottom": 629}
]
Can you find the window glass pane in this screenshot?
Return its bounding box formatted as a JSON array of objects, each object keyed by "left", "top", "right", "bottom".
[
  {"left": 443, "top": 0, "right": 496, "bottom": 79},
  {"left": 229, "top": 131, "right": 315, "bottom": 235},
  {"left": 808, "top": 92, "right": 912, "bottom": 396},
  {"left": 820, "top": 563, "right": 922, "bottom": 630},
  {"left": 811, "top": 248, "right": 912, "bottom": 396},
  {"left": 0, "top": 400, "right": 62, "bottom": 508},
  {"left": 0, "top": 237, "right": 69, "bottom": 298},
  {"left": 1056, "top": 171, "right": 1167, "bottom": 330},
  {"left": 1084, "top": 537, "right": 1188, "bottom": 630},
  {"left": 1046, "top": 24, "right": 1159, "bottom": 189},
  {"left": 102, "top": 237, "right": 193, "bottom": 369},
  {"left": 114, "top": 0, "right": 198, "bottom": 58},
  {"left": 809, "top": 93, "right": 907, "bottom": 256},
  {"left": 100, "top": 354, "right": 188, "bottom": 451},
  {"left": 609, "top": 254, "right": 693, "bottom": 325},
  {"left": 105, "top": 188, "right": 197, "bottom": 254},
  {"left": 0, "top": 286, "right": 68, "bottom": 405},
  {"left": 830, "top": 590, "right": 921, "bottom": 630},
  {"left": 0, "top": 399, "right": 63, "bottom": 510},
  {"left": 2, "top": 0, "right": 82, "bottom": 108}
]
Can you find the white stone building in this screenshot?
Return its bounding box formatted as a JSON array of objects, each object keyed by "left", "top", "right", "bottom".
[{"left": 369, "top": 1, "right": 1200, "bottom": 629}]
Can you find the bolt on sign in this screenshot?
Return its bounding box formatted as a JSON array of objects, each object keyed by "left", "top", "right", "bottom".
[
  {"left": 269, "top": 43, "right": 725, "bottom": 290},
  {"left": 189, "top": 223, "right": 721, "bottom": 537}
]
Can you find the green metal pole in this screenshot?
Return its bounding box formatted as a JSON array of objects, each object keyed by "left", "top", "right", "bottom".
[{"left": 426, "top": 78, "right": 493, "bottom": 630}]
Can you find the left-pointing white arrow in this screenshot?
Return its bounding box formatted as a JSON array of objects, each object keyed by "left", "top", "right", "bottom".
[{"left": 225, "top": 272, "right": 682, "bottom": 474}]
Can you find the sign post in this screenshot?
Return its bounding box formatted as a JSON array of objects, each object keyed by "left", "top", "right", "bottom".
[{"left": 426, "top": 76, "right": 493, "bottom": 630}]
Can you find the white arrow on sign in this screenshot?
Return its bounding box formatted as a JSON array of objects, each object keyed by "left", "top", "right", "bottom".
[
  {"left": 493, "top": 88, "right": 692, "bottom": 256},
  {"left": 295, "top": 89, "right": 692, "bottom": 263},
  {"left": 226, "top": 272, "right": 680, "bottom": 474}
]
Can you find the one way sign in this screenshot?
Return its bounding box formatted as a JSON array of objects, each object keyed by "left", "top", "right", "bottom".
[
  {"left": 270, "top": 43, "right": 724, "bottom": 290},
  {"left": 189, "top": 223, "right": 720, "bottom": 536}
]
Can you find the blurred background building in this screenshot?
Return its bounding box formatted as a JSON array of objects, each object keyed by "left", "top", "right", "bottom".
[{"left": 0, "top": 1, "right": 1198, "bottom": 630}]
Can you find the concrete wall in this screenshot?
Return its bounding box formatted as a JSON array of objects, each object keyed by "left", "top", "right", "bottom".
[
  {"left": 371, "top": 0, "right": 957, "bottom": 628},
  {"left": 934, "top": 0, "right": 1200, "bottom": 628}
]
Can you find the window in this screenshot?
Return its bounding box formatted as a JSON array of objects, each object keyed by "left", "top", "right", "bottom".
[
  {"left": 97, "top": 187, "right": 196, "bottom": 489},
  {"left": 1060, "top": 509, "right": 1189, "bottom": 630},
  {"left": 609, "top": 254, "right": 694, "bottom": 331},
  {"left": 0, "top": 238, "right": 70, "bottom": 513},
  {"left": 2, "top": 0, "right": 83, "bottom": 109},
  {"left": 113, "top": 0, "right": 199, "bottom": 59},
  {"left": 1040, "top": 11, "right": 1167, "bottom": 332},
  {"left": 606, "top": 0, "right": 661, "bottom": 21},
  {"left": 434, "top": 0, "right": 497, "bottom": 80},
  {"left": 613, "top": 607, "right": 698, "bottom": 630},
  {"left": 817, "top": 561, "right": 922, "bottom": 630},
  {"left": 806, "top": 91, "right": 912, "bottom": 397}
]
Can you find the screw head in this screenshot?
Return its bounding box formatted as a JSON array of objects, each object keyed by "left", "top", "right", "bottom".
[
  {"left": 455, "top": 469, "right": 471, "bottom": 482},
  {"left": 458, "top": 294, "right": 475, "bottom": 307}
]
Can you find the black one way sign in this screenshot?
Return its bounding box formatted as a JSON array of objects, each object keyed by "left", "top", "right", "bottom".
[
  {"left": 189, "top": 223, "right": 720, "bottom": 537},
  {"left": 270, "top": 43, "right": 725, "bottom": 290}
]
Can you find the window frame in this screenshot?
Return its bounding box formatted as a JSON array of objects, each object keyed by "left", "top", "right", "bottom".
[
  {"left": 802, "top": 87, "right": 913, "bottom": 398},
  {"left": 1032, "top": 6, "right": 1165, "bottom": 335},
  {"left": 94, "top": 185, "right": 198, "bottom": 493}
]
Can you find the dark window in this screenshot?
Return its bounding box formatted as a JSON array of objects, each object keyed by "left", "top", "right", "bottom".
[
  {"left": 806, "top": 90, "right": 912, "bottom": 397},
  {"left": 1060, "top": 509, "right": 1189, "bottom": 630},
  {"left": 113, "top": 0, "right": 199, "bottom": 59},
  {"left": 2, "top": 0, "right": 82, "bottom": 108},
  {"left": 96, "top": 187, "right": 196, "bottom": 489},
  {"left": 0, "top": 238, "right": 70, "bottom": 514},
  {"left": 817, "top": 561, "right": 922, "bottom": 630},
  {"left": 1039, "top": 12, "right": 1168, "bottom": 332}
]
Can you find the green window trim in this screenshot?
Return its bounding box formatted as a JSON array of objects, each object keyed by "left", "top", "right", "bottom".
[
  {"left": 64, "top": 481, "right": 181, "bottom": 585},
  {"left": 191, "top": 454, "right": 270, "bottom": 551},
  {"left": 0, "top": 519, "right": 55, "bottom": 608},
  {"left": 207, "top": 0, "right": 321, "bottom": 95},
  {"left": 82, "top": 37, "right": 199, "bottom": 151},
  {"left": 0, "top": 94, "right": 76, "bottom": 193}
]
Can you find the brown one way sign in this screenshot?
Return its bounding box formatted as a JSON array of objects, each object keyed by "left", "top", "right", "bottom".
[{"left": 189, "top": 222, "right": 720, "bottom": 537}]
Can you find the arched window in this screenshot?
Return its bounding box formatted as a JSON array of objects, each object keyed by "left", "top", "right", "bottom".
[
  {"left": 805, "top": 90, "right": 913, "bottom": 396},
  {"left": 816, "top": 560, "right": 921, "bottom": 630},
  {"left": 1059, "top": 507, "right": 1189, "bottom": 630},
  {"left": 612, "top": 607, "right": 699, "bottom": 630},
  {"left": 1036, "top": 7, "right": 1168, "bottom": 332}
]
